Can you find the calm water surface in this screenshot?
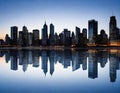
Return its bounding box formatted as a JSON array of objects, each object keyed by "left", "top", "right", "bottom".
[{"left": 0, "top": 49, "right": 120, "bottom": 93}]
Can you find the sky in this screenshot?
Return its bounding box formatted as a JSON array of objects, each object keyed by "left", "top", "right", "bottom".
[{"left": 0, "top": 0, "right": 120, "bottom": 39}]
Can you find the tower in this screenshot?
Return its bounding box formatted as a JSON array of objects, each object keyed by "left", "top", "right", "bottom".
[
  {"left": 33, "top": 29, "right": 39, "bottom": 46},
  {"left": 49, "top": 23, "right": 55, "bottom": 45},
  {"left": 88, "top": 20, "right": 98, "bottom": 46},
  {"left": 109, "top": 16, "right": 118, "bottom": 46},
  {"left": 41, "top": 22, "right": 48, "bottom": 46},
  {"left": 11, "top": 26, "right": 18, "bottom": 45},
  {"left": 23, "top": 26, "right": 29, "bottom": 46}
]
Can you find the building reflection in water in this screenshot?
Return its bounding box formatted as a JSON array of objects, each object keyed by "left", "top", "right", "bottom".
[{"left": 1, "top": 49, "right": 120, "bottom": 82}]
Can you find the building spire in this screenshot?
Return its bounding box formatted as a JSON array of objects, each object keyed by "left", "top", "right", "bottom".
[{"left": 45, "top": 21, "right": 46, "bottom": 25}]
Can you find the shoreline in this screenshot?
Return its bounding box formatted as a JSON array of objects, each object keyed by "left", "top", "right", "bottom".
[{"left": 0, "top": 46, "right": 120, "bottom": 50}]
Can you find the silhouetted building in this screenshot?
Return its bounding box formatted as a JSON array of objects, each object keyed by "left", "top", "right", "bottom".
[
  {"left": 23, "top": 26, "right": 29, "bottom": 46},
  {"left": 88, "top": 20, "right": 98, "bottom": 46},
  {"left": 54, "top": 33, "right": 59, "bottom": 45},
  {"left": 109, "top": 16, "right": 118, "bottom": 46},
  {"left": 63, "top": 29, "right": 71, "bottom": 46},
  {"left": 41, "top": 22, "right": 48, "bottom": 46},
  {"left": 59, "top": 33, "right": 64, "bottom": 45},
  {"left": 11, "top": 26, "right": 18, "bottom": 45},
  {"left": 18, "top": 31, "right": 23, "bottom": 46},
  {"left": 49, "top": 23, "right": 55, "bottom": 46},
  {"left": 82, "top": 28, "right": 87, "bottom": 45},
  {"left": 5, "top": 34, "right": 11, "bottom": 45},
  {"left": 28, "top": 32, "right": 33, "bottom": 46},
  {"left": 0, "top": 39, "right": 4, "bottom": 45},
  {"left": 75, "top": 27, "right": 80, "bottom": 45},
  {"left": 97, "top": 30, "right": 108, "bottom": 45},
  {"left": 71, "top": 32, "right": 76, "bottom": 46},
  {"left": 33, "top": 29, "right": 39, "bottom": 46}
]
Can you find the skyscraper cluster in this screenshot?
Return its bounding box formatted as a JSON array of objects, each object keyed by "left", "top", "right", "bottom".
[{"left": 0, "top": 16, "right": 120, "bottom": 47}]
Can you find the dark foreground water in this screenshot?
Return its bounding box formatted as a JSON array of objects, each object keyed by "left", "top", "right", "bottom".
[{"left": 0, "top": 49, "right": 120, "bottom": 93}]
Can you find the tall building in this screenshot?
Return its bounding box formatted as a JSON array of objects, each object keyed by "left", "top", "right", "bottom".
[
  {"left": 71, "top": 32, "right": 76, "bottom": 46},
  {"left": 109, "top": 16, "right": 118, "bottom": 46},
  {"left": 18, "top": 31, "right": 23, "bottom": 46},
  {"left": 33, "top": 29, "right": 39, "bottom": 46},
  {"left": 75, "top": 27, "right": 80, "bottom": 45},
  {"left": 59, "top": 33, "right": 64, "bottom": 45},
  {"left": 88, "top": 20, "right": 98, "bottom": 46},
  {"left": 5, "top": 34, "right": 10, "bottom": 45},
  {"left": 49, "top": 23, "right": 55, "bottom": 45},
  {"left": 54, "top": 33, "right": 59, "bottom": 45},
  {"left": 63, "top": 29, "right": 71, "bottom": 46},
  {"left": 82, "top": 28, "right": 87, "bottom": 45},
  {"left": 23, "top": 26, "right": 29, "bottom": 46},
  {"left": 41, "top": 22, "right": 48, "bottom": 46},
  {"left": 82, "top": 28, "right": 87, "bottom": 39},
  {"left": 28, "top": 32, "right": 33, "bottom": 46},
  {"left": 11, "top": 26, "right": 18, "bottom": 45}
]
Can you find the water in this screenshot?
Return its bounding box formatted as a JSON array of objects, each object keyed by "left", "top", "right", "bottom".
[{"left": 0, "top": 49, "right": 120, "bottom": 93}]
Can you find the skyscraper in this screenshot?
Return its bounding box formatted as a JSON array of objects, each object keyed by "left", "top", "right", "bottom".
[
  {"left": 88, "top": 20, "right": 98, "bottom": 46},
  {"left": 71, "top": 32, "right": 76, "bottom": 46},
  {"left": 23, "top": 26, "right": 29, "bottom": 46},
  {"left": 109, "top": 16, "right": 118, "bottom": 46},
  {"left": 18, "top": 31, "right": 23, "bottom": 46},
  {"left": 75, "top": 27, "right": 80, "bottom": 45},
  {"left": 54, "top": 32, "right": 59, "bottom": 45},
  {"left": 49, "top": 23, "right": 55, "bottom": 45},
  {"left": 33, "top": 29, "right": 39, "bottom": 46},
  {"left": 28, "top": 32, "right": 33, "bottom": 46},
  {"left": 63, "top": 29, "right": 71, "bottom": 46},
  {"left": 41, "top": 22, "right": 48, "bottom": 46},
  {"left": 82, "top": 28, "right": 87, "bottom": 45},
  {"left": 82, "top": 28, "right": 87, "bottom": 39},
  {"left": 11, "top": 26, "right": 18, "bottom": 45}
]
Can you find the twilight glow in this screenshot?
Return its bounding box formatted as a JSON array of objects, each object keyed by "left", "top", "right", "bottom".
[{"left": 0, "top": 0, "right": 120, "bottom": 39}]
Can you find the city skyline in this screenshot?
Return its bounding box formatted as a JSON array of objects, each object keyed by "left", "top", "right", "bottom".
[
  {"left": 0, "top": 0, "right": 120, "bottom": 39},
  {"left": 0, "top": 15, "right": 120, "bottom": 47}
]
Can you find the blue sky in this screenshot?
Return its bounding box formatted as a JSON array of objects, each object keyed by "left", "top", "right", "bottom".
[{"left": 0, "top": 0, "right": 120, "bottom": 39}]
